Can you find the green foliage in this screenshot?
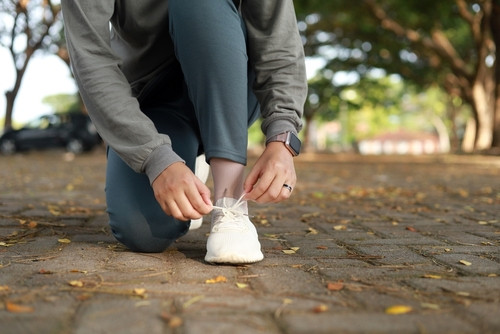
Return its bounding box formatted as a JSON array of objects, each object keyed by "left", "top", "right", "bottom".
[
  {"left": 42, "top": 93, "right": 80, "bottom": 113},
  {"left": 294, "top": 0, "right": 493, "bottom": 149}
]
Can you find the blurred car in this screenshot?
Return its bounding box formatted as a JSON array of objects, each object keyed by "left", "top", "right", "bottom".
[{"left": 0, "top": 112, "right": 101, "bottom": 155}]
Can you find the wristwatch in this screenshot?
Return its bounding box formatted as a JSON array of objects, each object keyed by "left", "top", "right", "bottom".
[{"left": 266, "top": 131, "right": 301, "bottom": 156}]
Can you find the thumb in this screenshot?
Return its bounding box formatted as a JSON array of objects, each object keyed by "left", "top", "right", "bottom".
[{"left": 243, "top": 168, "right": 261, "bottom": 197}]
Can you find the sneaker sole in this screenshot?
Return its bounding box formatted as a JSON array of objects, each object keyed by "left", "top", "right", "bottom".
[{"left": 205, "top": 252, "right": 264, "bottom": 264}]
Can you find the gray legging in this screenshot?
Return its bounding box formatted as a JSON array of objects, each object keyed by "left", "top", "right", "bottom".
[{"left": 106, "top": 0, "right": 260, "bottom": 253}]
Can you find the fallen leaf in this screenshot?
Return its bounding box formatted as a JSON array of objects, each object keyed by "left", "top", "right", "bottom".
[
  {"left": 236, "top": 282, "right": 248, "bottom": 289},
  {"left": 70, "top": 269, "right": 88, "bottom": 274},
  {"left": 312, "top": 304, "right": 329, "bottom": 313},
  {"left": 160, "top": 313, "right": 183, "bottom": 328},
  {"left": 5, "top": 301, "right": 35, "bottom": 313},
  {"left": 133, "top": 288, "right": 146, "bottom": 296},
  {"left": 333, "top": 225, "right": 347, "bottom": 231},
  {"left": 316, "top": 245, "right": 328, "bottom": 250},
  {"left": 385, "top": 305, "right": 413, "bottom": 315},
  {"left": 282, "top": 249, "right": 296, "bottom": 254},
  {"left": 421, "top": 303, "right": 440, "bottom": 310},
  {"left": 301, "top": 212, "right": 320, "bottom": 222},
  {"left": 327, "top": 282, "right": 344, "bottom": 291},
  {"left": 422, "top": 274, "right": 442, "bottom": 279},
  {"left": 38, "top": 269, "right": 53, "bottom": 275},
  {"left": 58, "top": 238, "right": 71, "bottom": 244},
  {"left": 406, "top": 226, "right": 417, "bottom": 232},
  {"left": 205, "top": 275, "right": 227, "bottom": 284},
  {"left": 307, "top": 227, "right": 318, "bottom": 235},
  {"left": 290, "top": 247, "right": 300, "bottom": 252},
  {"left": 0, "top": 285, "right": 9, "bottom": 292},
  {"left": 444, "top": 248, "right": 452, "bottom": 252},
  {"left": 182, "top": 295, "right": 204, "bottom": 309},
  {"left": 68, "top": 280, "right": 84, "bottom": 287},
  {"left": 48, "top": 205, "right": 62, "bottom": 216},
  {"left": 459, "top": 260, "right": 472, "bottom": 266},
  {"left": 168, "top": 316, "right": 183, "bottom": 328}
]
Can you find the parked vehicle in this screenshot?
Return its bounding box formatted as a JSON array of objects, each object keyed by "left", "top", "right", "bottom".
[{"left": 0, "top": 112, "right": 101, "bottom": 155}]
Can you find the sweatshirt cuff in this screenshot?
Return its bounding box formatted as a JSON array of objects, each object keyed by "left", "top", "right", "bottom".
[
  {"left": 143, "top": 144, "right": 185, "bottom": 185},
  {"left": 265, "top": 119, "right": 299, "bottom": 142}
]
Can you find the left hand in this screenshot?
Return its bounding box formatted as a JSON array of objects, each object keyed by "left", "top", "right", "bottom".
[{"left": 243, "top": 142, "right": 296, "bottom": 203}]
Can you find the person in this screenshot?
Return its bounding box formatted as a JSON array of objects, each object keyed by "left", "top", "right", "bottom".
[{"left": 61, "top": 0, "right": 307, "bottom": 264}]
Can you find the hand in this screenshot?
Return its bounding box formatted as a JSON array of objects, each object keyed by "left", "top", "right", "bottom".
[
  {"left": 152, "top": 162, "right": 213, "bottom": 221},
  {"left": 243, "top": 142, "right": 297, "bottom": 203}
]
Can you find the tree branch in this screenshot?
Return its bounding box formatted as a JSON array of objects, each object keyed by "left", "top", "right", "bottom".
[{"left": 364, "top": 0, "right": 473, "bottom": 83}]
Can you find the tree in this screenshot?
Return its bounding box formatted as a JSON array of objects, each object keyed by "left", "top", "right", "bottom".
[
  {"left": 0, "top": 0, "right": 62, "bottom": 131},
  {"left": 295, "top": 0, "right": 499, "bottom": 151},
  {"left": 42, "top": 93, "right": 79, "bottom": 113}
]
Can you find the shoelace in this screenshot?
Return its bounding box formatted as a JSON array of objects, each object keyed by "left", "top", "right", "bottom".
[{"left": 211, "top": 193, "right": 248, "bottom": 220}]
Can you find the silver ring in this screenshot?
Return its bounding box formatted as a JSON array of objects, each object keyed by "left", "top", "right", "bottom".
[{"left": 283, "top": 183, "right": 293, "bottom": 192}]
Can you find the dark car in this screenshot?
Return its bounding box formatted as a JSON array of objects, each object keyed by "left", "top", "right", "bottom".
[{"left": 0, "top": 112, "right": 101, "bottom": 155}]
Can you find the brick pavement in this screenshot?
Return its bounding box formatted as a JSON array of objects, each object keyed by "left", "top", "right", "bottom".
[{"left": 0, "top": 150, "right": 499, "bottom": 333}]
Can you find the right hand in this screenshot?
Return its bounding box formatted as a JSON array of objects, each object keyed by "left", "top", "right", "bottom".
[{"left": 152, "top": 162, "right": 212, "bottom": 221}]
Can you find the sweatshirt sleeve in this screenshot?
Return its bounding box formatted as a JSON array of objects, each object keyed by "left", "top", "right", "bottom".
[
  {"left": 61, "top": 0, "right": 183, "bottom": 184},
  {"left": 241, "top": 0, "right": 307, "bottom": 139}
]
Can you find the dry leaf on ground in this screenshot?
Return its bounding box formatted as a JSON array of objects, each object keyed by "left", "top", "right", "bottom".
[
  {"left": 327, "top": 281, "right": 344, "bottom": 291},
  {"left": 422, "top": 274, "right": 442, "bottom": 279},
  {"left": 133, "top": 288, "right": 146, "bottom": 296},
  {"left": 385, "top": 305, "right": 413, "bottom": 315},
  {"left": 205, "top": 275, "right": 227, "bottom": 284},
  {"left": 68, "top": 280, "right": 84, "bottom": 287},
  {"left": 312, "top": 304, "right": 329, "bottom": 313},
  {"left": 5, "top": 301, "right": 34, "bottom": 313}
]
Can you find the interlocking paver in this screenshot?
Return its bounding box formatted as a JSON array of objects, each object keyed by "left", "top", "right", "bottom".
[{"left": 1, "top": 150, "right": 499, "bottom": 333}]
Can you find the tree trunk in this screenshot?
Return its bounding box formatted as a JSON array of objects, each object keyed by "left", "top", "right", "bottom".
[
  {"left": 4, "top": 92, "right": 15, "bottom": 130},
  {"left": 471, "top": 81, "right": 495, "bottom": 150},
  {"left": 491, "top": 0, "right": 500, "bottom": 147}
]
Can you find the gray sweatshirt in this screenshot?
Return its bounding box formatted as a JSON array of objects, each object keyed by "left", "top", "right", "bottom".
[{"left": 61, "top": 0, "right": 307, "bottom": 183}]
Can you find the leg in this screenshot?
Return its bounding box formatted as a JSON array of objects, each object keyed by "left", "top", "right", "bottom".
[
  {"left": 168, "top": 0, "right": 263, "bottom": 263},
  {"left": 106, "top": 147, "right": 189, "bottom": 253},
  {"left": 106, "top": 65, "right": 202, "bottom": 252},
  {"left": 168, "top": 0, "right": 260, "bottom": 201}
]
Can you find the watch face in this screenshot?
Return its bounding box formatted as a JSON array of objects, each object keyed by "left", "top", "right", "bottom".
[{"left": 287, "top": 132, "right": 301, "bottom": 156}]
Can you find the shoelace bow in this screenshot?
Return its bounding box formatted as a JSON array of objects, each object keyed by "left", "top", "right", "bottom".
[{"left": 211, "top": 193, "right": 248, "bottom": 220}]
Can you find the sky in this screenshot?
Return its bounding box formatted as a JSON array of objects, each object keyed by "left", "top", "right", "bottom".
[
  {"left": 0, "top": 48, "right": 77, "bottom": 124},
  {"left": 0, "top": 48, "right": 325, "bottom": 125}
]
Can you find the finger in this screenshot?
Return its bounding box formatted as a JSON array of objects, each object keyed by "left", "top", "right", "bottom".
[
  {"left": 262, "top": 176, "right": 289, "bottom": 203},
  {"left": 245, "top": 171, "right": 276, "bottom": 202},
  {"left": 165, "top": 198, "right": 190, "bottom": 221},
  {"left": 186, "top": 181, "right": 212, "bottom": 216}
]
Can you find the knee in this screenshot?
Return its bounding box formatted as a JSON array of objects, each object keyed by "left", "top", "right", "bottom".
[{"left": 108, "top": 211, "right": 188, "bottom": 253}]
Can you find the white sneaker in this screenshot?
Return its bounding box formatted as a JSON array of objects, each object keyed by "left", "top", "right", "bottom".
[
  {"left": 205, "top": 197, "right": 264, "bottom": 264},
  {"left": 190, "top": 154, "right": 210, "bottom": 230}
]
